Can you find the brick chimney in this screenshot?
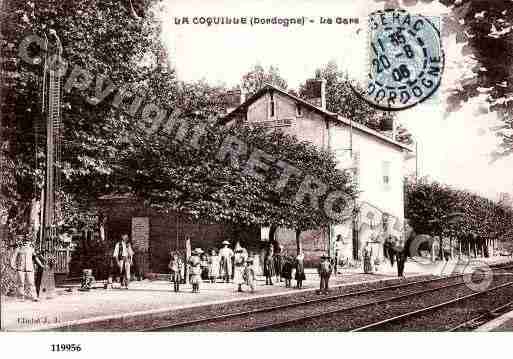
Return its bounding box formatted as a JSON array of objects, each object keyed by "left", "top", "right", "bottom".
[
  {"left": 303, "top": 79, "right": 326, "bottom": 110},
  {"left": 223, "top": 88, "right": 245, "bottom": 113},
  {"left": 381, "top": 116, "right": 396, "bottom": 140}
]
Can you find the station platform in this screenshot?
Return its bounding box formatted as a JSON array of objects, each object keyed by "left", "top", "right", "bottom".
[
  {"left": 475, "top": 310, "right": 513, "bottom": 331},
  {"left": 1, "top": 256, "right": 510, "bottom": 331}
]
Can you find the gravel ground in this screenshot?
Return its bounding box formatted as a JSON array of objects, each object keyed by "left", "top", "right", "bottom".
[{"left": 263, "top": 266, "right": 513, "bottom": 332}]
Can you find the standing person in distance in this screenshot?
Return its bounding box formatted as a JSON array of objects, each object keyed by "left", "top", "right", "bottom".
[
  {"left": 10, "top": 234, "right": 44, "bottom": 301},
  {"left": 334, "top": 235, "right": 344, "bottom": 274},
  {"left": 317, "top": 254, "right": 333, "bottom": 295},
  {"left": 233, "top": 242, "right": 248, "bottom": 292},
  {"left": 200, "top": 251, "right": 209, "bottom": 281},
  {"left": 274, "top": 244, "right": 284, "bottom": 283},
  {"left": 295, "top": 250, "right": 306, "bottom": 289},
  {"left": 189, "top": 248, "right": 203, "bottom": 293},
  {"left": 363, "top": 241, "right": 374, "bottom": 274},
  {"left": 168, "top": 251, "right": 184, "bottom": 292},
  {"left": 281, "top": 255, "right": 293, "bottom": 288},
  {"left": 208, "top": 249, "right": 220, "bottom": 283},
  {"left": 219, "top": 240, "right": 233, "bottom": 283},
  {"left": 113, "top": 234, "right": 134, "bottom": 289},
  {"left": 244, "top": 258, "right": 256, "bottom": 293},
  {"left": 395, "top": 239, "right": 407, "bottom": 278},
  {"left": 264, "top": 244, "right": 275, "bottom": 285}
]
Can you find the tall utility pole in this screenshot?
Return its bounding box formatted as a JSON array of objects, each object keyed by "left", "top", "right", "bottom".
[
  {"left": 348, "top": 116, "right": 359, "bottom": 260},
  {"left": 35, "top": 30, "right": 63, "bottom": 297},
  {"left": 41, "top": 30, "right": 62, "bottom": 252},
  {"left": 415, "top": 140, "right": 419, "bottom": 181}
]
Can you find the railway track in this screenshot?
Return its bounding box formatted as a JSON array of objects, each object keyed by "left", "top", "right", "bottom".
[
  {"left": 449, "top": 300, "right": 513, "bottom": 331},
  {"left": 148, "top": 263, "right": 513, "bottom": 332},
  {"left": 352, "top": 281, "right": 513, "bottom": 331}
]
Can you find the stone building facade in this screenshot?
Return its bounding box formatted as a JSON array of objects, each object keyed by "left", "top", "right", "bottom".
[{"left": 223, "top": 81, "right": 412, "bottom": 264}]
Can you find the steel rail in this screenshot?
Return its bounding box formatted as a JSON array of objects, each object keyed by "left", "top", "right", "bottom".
[
  {"left": 247, "top": 264, "right": 513, "bottom": 332},
  {"left": 146, "top": 275, "right": 457, "bottom": 331},
  {"left": 247, "top": 279, "right": 471, "bottom": 331},
  {"left": 351, "top": 281, "right": 513, "bottom": 332},
  {"left": 146, "top": 263, "right": 513, "bottom": 331},
  {"left": 447, "top": 300, "right": 513, "bottom": 332}
]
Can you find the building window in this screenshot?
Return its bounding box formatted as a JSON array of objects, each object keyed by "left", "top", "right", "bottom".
[
  {"left": 382, "top": 160, "right": 391, "bottom": 191},
  {"left": 296, "top": 103, "right": 302, "bottom": 117},
  {"left": 270, "top": 92, "right": 275, "bottom": 118}
]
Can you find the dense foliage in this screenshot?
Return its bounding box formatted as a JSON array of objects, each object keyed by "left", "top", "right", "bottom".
[
  {"left": 241, "top": 63, "right": 288, "bottom": 98},
  {"left": 0, "top": 0, "right": 356, "bottom": 263},
  {"left": 405, "top": 178, "right": 513, "bottom": 256},
  {"left": 1, "top": 0, "right": 163, "bottom": 223},
  {"left": 127, "top": 120, "right": 357, "bottom": 231}
]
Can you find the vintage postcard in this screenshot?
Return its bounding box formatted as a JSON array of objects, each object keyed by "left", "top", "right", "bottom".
[{"left": 2, "top": 0, "right": 513, "bottom": 350}]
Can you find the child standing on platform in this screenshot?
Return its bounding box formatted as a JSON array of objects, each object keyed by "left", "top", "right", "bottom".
[
  {"left": 264, "top": 245, "right": 275, "bottom": 285},
  {"left": 244, "top": 258, "right": 256, "bottom": 293},
  {"left": 281, "top": 255, "right": 293, "bottom": 288},
  {"left": 208, "top": 249, "right": 220, "bottom": 283},
  {"left": 189, "top": 249, "right": 203, "bottom": 293},
  {"left": 168, "top": 251, "right": 184, "bottom": 292},
  {"left": 200, "top": 252, "right": 209, "bottom": 280},
  {"left": 295, "top": 251, "right": 306, "bottom": 289}
]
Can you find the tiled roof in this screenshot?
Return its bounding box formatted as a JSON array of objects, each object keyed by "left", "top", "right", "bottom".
[{"left": 222, "top": 83, "right": 413, "bottom": 152}]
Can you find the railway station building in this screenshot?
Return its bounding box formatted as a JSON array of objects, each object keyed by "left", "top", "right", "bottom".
[
  {"left": 99, "top": 80, "right": 412, "bottom": 274},
  {"left": 222, "top": 81, "right": 413, "bottom": 265}
]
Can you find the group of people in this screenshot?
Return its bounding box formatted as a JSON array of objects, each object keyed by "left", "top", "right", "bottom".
[
  {"left": 109, "top": 233, "right": 408, "bottom": 296},
  {"left": 263, "top": 245, "right": 306, "bottom": 289},
  {"left": 168, "top": 240, "right": 337, "bottom": 295},
  {"left": 168, "top": 241, "right": 257, "bottom": 293},
  {"left": 361, "top": 236, "right": 408, "bottom": 278}
]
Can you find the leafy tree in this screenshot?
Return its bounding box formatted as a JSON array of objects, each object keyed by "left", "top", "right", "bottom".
[
  {"left": 124, "top": 118, "right": 357, "bottom": 254},
  {"left": 406, "top": 177, "right": 513, "bottom": 258},
  {"left": 1, "top": 0, "right": 164, "bottom": 224},
  {"left": 0, "top": 0, "right": 164, "bottom": 293},
  {"left": 241, "top": 63, "right": 288, "bottom": 98},
  {"left": 441, "top": 0, "right": 513, "bottom": 160},
  {"left": 0, "top": 1, "right": 356, "bottom": 301}
]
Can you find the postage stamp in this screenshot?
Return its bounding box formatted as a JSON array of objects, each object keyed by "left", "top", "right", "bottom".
[{"left": 364, "top": 9, "right": 444, "bottom": 110}]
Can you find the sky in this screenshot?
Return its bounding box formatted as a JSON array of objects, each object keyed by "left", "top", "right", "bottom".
[{"left": 159, "top": 0, "right": 513, "bottom": 200}]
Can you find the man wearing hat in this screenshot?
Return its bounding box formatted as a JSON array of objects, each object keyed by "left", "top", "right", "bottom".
[
  {"left": 219, "top": 240, "right": 233, "bottom": 283},
  {"left": 317, "top": 254, "right": 333, "bottom": 295},
  {"left": 10, "top": 235, "right": 44, "bottom": 301}
]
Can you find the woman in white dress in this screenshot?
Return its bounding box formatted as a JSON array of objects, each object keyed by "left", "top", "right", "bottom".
[{"left": 233, "top": 242, "right": 248, "bottom": 292}]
